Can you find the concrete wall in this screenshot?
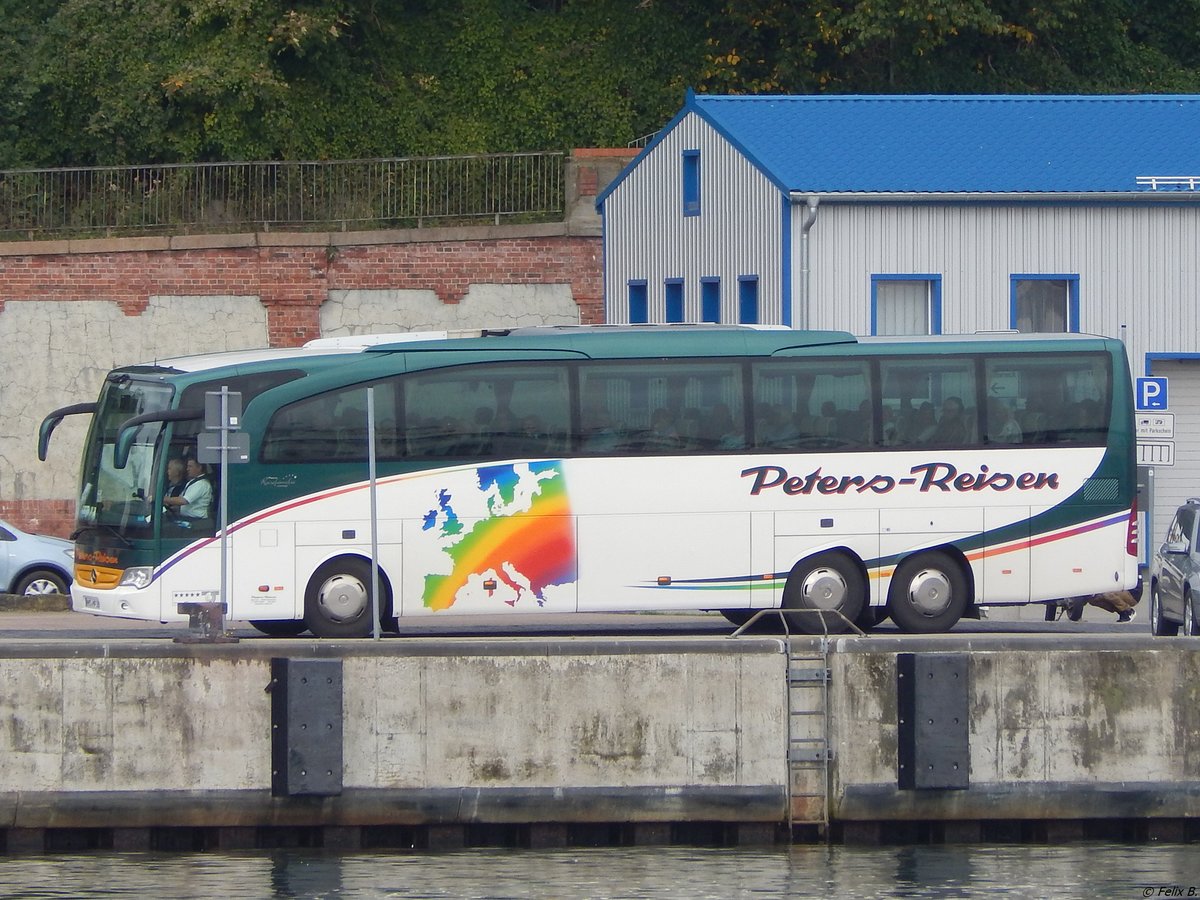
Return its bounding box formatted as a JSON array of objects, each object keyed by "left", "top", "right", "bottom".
[
  {"left": 829, "top": 635, "right": 1200, "bottom": 824},
  {"left": 3, "top": 634, "right": 1199, "bottom": 836},
  {"left": 0, "top": 639, "right": 787, "bottom": 828}
]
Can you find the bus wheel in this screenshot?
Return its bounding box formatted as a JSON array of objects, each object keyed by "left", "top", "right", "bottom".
[
  {"left": 887, "top": 551, "right": 968, "bottom": 633},
  {"left": 305, "top": 558, "right": 381, "bottom": 639},
  {"left": 781, "top": 553, "right": 865, "bottom": 635},
  {"left": 250, "top": 619, "right": 309, "bottom": 638}
]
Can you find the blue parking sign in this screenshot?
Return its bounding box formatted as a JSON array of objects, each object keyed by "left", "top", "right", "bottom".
[{"left": 1136, "top": 377, "right": 1168, "bottom": 410}]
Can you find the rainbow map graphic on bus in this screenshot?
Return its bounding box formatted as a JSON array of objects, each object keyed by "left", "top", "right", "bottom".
[{"left": 420, "top": 461, "right": 576, "bottom": 611}]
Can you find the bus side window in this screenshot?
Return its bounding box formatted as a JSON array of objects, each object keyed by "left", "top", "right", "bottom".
[{"left": 577, "top": 360, "right": 744, "bottom": 456}]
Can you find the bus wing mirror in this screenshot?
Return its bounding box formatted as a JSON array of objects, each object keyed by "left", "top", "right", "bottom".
[
  {"left": 113, "top": 407, "right": 204, "bottom": 469},
  {"left": 38, "top": 402, "right": 98, "bottom": 461}
]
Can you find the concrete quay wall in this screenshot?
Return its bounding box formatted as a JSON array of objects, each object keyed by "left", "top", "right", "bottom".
[
  {"left": 1, "top": 634, "right": 1197, "bottom": 850},
  {"left": 0, "top": 638, "right": 788, "bottom": 842}
]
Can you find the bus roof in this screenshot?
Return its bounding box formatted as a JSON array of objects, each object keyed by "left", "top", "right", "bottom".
[
  {"left": 116, "top": 326, "right": 1123, "bottom": 384},
  {"left": 362, "top": 324, "right": 859, "bottom": 357}
]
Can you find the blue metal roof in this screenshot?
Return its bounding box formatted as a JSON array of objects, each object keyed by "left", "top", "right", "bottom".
[{"left": 601, "top": 93, "right": 1200, "bottom": 200}]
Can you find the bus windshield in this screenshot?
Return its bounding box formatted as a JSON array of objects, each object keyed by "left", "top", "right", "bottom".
[{"left": 77, "top": 376, "right": 173, "bottom": 537}]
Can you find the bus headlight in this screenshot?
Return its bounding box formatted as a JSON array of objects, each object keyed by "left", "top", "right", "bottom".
[{"left": 118, "top": 567, "right": 154, "bottom": 589}]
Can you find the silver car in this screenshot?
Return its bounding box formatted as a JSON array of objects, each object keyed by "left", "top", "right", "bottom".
[
  {"left": 0, "top": 518, "right": 74, "bottom": 596},
  {"left": 1150, "top": 498, "right": 1200, "bottom": 636}
]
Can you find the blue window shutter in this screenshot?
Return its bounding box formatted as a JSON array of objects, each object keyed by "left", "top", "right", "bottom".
[
  {"left": 629, "top": 281, "right": 648, "bottom": 324},
  {"left": 738, "top": 277, "right": 758, "bottom": 325},
  {"left": 701, "top": 278, "right": 720, "bottom": 323},
  {"left": 665, "top": 279, "right": 684, "bottom": 323}
]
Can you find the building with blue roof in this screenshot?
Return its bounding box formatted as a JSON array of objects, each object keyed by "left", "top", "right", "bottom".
[{"left": 596, "top": 91, "right": 1200, "bottom": 546}]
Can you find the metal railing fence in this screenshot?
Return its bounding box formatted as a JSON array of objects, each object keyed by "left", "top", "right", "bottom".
[{"left": 0, "top": 152, "right": 565, "bottom": 240}]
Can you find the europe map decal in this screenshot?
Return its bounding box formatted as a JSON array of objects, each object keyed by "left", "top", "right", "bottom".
[{"left": 420, "top": 461, "right": 576, "bottom": 611}]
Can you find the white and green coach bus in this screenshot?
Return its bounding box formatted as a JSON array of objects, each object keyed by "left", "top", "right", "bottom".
[{"left": 39, "top": 326, "right": 1138, "bottom": 637}]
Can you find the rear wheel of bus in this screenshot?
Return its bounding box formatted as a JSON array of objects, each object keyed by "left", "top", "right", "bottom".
[
  {"left": 781, "top": 552, "right": 865, "bottom": 635},
  {"left": 305, "top": 556, "right": 387, "bottom": 638},
  {"left": 887, "top": 550, "right": 968, "bottom": 633}
]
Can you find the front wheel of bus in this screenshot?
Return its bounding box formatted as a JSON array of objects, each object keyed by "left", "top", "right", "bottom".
[
  {"left": 887, "top": 551, "right": 968, "bottom": 633},
  {"left": 305, "top": 558, "right": 383, "bottom": 639},
  {"left": 781, "top": 553, "right": 865, "bottom": 635}
]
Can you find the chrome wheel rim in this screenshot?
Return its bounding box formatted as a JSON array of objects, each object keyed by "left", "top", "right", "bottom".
[
  {"left": 800, "top": 566, "right": 849, "bottom": 611},
  {"left": 316, "top": 573, "right": 368, "bottom": 621},
  {"left": 905, "top": 568, "right": 953, "bottom": 616}
]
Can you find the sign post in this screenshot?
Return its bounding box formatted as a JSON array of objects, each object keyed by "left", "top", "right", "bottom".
[{"left": 198, "top": 388, "right": 249, "bottom": 626}]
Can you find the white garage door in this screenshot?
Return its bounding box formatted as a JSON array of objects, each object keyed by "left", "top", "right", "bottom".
[{"left": 1146, "top": 359, "right": 1200, "bottom": 551}]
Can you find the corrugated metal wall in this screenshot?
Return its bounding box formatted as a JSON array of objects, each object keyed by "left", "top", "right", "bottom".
[
  {"left": 603, "top": 113, "right": 785, "bottom": 324},
  {"left": 802, "top": 201, "right": 1200, "bottom": 365}
]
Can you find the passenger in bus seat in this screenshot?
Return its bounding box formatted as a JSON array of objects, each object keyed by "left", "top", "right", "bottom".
[
  {"left": 706, "top": 403, "right": 742, "bottom": 449},
  {"left": 644, "top": 407, "right": 681, "bottom": 451},
  {"left": 987, "top": 398, "right": 1023, "bottom": 444},
  {"left": 812, "top": 401, "right": 838, "bottom": 438},
  {"left": 581, "top": 407, "right": 620, "bottom": 452},
  {"left": 929, "top": 396, "right": 969, "bottom": 444},
  {"left": 678, "top": 407, "right": 705, "bottom": 449},
  {"left": 899, "top": 401, "right": 936, "bottom": 444}
]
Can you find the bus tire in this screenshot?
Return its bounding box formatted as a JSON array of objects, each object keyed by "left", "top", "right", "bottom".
[
  {"left": 887, "top": 551, "right": 968, "bottom": 633},
  {"left": 250, "top": 619, "right": 310, "bottom": 638},
  {"left": 781, "top": 552, "right": 865, "bottom": 635},
  {"left": 304, "top": 557, "right": 384, "bottom": 639}
]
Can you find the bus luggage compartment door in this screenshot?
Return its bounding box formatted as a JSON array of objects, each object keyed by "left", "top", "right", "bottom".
[{"left": 576, "top": 513, "right": 751, "bottom": 611}]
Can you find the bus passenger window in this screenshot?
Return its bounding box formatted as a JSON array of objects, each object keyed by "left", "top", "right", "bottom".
[{"left": 577, "top": 360, "right": 744, "bottom": 456}]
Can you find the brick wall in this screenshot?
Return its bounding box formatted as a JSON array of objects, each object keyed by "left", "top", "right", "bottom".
[{"left": 0, "top": 231, "right": 604, "bottom": 351}]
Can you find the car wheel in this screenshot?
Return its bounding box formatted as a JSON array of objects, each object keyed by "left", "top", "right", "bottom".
[
  {"left": 14, "top": 569, "right": 68, "bottom": 596},
  {"left": 1151, "top": 583, "right": 1179, "bottom": 637},
  {"left": 1185, "top": 590, "right": 1200, "bottom": 637},
  {"left": 781, "top": 552, "right": 865, "bottom": 635},
  {"left": 887, "top": 551, "right": 969, "bottom": 634}
]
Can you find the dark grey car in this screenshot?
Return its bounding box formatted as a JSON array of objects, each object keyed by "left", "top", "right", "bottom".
[{"left": 1150, "top": 498, "right": 1200, "bottom": 636}]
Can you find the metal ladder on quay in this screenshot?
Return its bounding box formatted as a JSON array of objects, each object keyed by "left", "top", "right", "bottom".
[
  {"left": 786, "top": 635, "right": 833, "bottom": 834},
  {"left": 729, "top": 609, "right": 865, "bottom": 837}
]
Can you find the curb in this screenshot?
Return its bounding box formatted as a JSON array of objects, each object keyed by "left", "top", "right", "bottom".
[{"left": 0, "top": 594, "right": 71, "bottom": 612}]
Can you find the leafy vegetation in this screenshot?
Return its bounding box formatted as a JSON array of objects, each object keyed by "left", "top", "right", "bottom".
[{"left": 2, "top": 0, "right": 1199, "bottom": 167}]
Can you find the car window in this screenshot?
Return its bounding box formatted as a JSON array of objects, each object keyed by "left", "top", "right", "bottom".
[
  {"left": 1168, "top": 509, "right": 1196, "bottom": 547},
  {"left": 0, "top": 526, "right": 13, "bottom": 542}
]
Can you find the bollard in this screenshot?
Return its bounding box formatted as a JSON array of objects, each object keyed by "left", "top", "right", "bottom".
[{"left": 174, "top": 601, "right": 239, "bottom": 644}]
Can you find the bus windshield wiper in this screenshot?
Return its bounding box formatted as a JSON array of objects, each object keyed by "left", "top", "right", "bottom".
[{"left": 70, "top": 522, "right": 133, "bottom": 547}]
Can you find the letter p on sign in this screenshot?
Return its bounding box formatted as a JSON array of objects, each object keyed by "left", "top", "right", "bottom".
[{"left": 1137, "top": 377, "right": 1168, "bottom": 410}]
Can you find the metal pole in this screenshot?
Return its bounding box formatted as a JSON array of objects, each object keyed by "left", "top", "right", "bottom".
[
  {"left": 367, "top": 388, "right": 381, "bottom": 640},
  {"left": 220, "top": 386, "right": 231, "bottom": 622}
]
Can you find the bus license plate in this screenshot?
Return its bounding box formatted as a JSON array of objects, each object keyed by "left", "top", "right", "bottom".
[{"left": 84, "top": 596, "right": 100, "bottom": 610}]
